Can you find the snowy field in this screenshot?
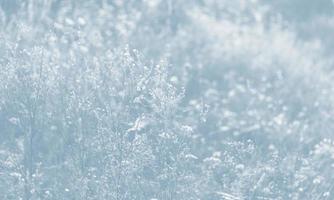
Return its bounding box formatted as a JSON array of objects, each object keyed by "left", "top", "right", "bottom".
[{"left": 1, "top": 0, "right": 334, "bottom": 199}]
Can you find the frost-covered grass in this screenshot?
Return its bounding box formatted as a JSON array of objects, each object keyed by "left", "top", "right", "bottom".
[{"left": 1, "top": 0, "right": 334, "bottom": 199}]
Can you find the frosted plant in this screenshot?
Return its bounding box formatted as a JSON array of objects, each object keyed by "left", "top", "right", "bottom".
[{"left": 1, "top": 0, "right": 334, "bottom": 199}]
